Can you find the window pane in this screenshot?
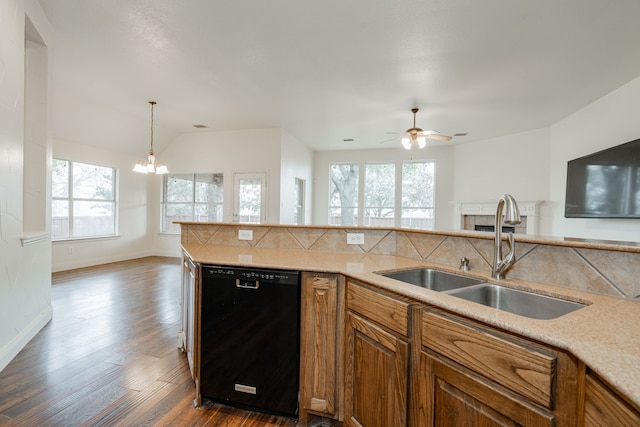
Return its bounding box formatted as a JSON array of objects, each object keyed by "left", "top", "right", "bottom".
[
  {"left": 52, "top": 159, "right": 69, "bottom": 198},
  {"left": 238, "top": 178, "right": 262, "bottom": 224},
  {"left": 364, "top": 163, "right": 395, "bottom": 226},
  {"left": 162, "top": 203, "right": 193, "bottom": 231},
  {"left": 402, "top": 161, "right": 435, "bottom": 230},
  {"left": 52, "top": 200, "right": 69, "bottom": 239},
  {"left": 401, "top": 208, "right": 434, "bottom": 230},
  {"left": 195, "top": 173, "right": 223, "bottom": 203},
  {"left": 72, "top": 201, "right": 115, "bottom": 237},
  {"left": 166, "top": 174, "right": 194, "bottom": 203},
  {"left": 162, "top": 173, "right": 225, "bottom": 232},
  {"left": 294, "top": 178, "right": 305, "bottom": 225},
  {"left": 329, "top": 207, "right": 358, "bottom": 226},
  {"left": 73, "top": 162, "right": 114, "bottom": 200},
  {"left": 52, "top": 159, "right": 117, "bottom": 240},
  {"left": 329, "top": 163, "right": 358, "bottom": 226},
  {"left": 195, "top": 204, "right": 223, "bottom": 222}
]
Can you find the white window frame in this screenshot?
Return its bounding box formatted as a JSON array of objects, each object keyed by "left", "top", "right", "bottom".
[
  {"left": 51, "top": 159, "right": 117, "bottom": 240},
  {"left": 161, "top": 173, "right": 224, "bottom": 233},
  {"left": 329, "top": 159, "right": 436, "bottom": 230}
]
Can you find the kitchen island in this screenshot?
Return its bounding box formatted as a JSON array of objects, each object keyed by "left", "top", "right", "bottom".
[{"left": 179, "top": 223, "right": 640, "bottom": 426}]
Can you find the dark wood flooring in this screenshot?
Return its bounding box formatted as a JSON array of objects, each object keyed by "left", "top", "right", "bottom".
[{"left": 0, "top": 257, "right": 298, "bottom": 427}]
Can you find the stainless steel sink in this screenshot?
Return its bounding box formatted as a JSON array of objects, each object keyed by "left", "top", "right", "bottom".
[
  {"left": 378, "top": 268, "right": 485, "bottom": 292},
  {"left": 447, "top": 284, "right": 586, "bottom": 320}
]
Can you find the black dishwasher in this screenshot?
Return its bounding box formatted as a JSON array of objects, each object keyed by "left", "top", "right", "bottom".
[{"left": 200, "top": 266, "right": 300, "bottom": 417}]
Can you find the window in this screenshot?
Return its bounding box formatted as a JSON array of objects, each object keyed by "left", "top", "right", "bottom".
[
  {"left": 401, "top": 161, "right": 435, "bottom": 230},
  {"left": 294, "top": 178, "right": 305, "bottom": 225},
  {"left": 51, "top": 159, "right": 116, "bottom": 240},
  {"left": 329, "top": 163, "right": 359, "bottom": 226},
  {"left": 162, "top": 173, "right": 224, "bottom": 233},
  {"left": 329, "top": 160, "right": 435, "bottom": 230},
  {"left": 364, "top": 163, "right": 395, "bottom": 227}
]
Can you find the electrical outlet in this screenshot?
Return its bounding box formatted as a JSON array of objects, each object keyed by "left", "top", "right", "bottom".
[
  {"left": 347, "top": 232, "right": 365, "bottom": 245},
  {"left": 68, "top": 246, "right": 73, "bottom": 254},
  {"left": 238, "top": 229, "right": 253, "bottom": 240}
]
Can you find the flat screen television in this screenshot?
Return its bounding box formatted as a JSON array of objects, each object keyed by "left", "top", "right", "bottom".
[{"left": 565, "top": 138, "right": 640, "bottom": 218}]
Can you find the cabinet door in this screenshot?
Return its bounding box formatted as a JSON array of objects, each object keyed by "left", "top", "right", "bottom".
[
  {"left": 299, "top": 273, "right": 343, "bottom": 424},
  {"left": 419, "top": 351, "right": 553, "bottom": 427},
  {"left": 583, "top": 374, "right": 640, "bottom": 427},
  {"left": 344, "top": 311, "right": 408, "bottom": 427}
]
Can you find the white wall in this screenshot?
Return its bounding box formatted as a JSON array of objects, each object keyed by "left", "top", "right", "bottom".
[
  {"left": 51, "top": 140, "right": 153, "bottom": 272},
  {"left": 452, "top": 127, "right": 551, "bottom": 205},
  {"left": 312, "top": 146, "right": 455, "bottom": 229},
  {"left": 450, "top": 75, "right": 640, "bottom": 242},
  {"left": 151, "top": 128, "right": 287, "bottom": 257},
  {"left": 0, "top": 0, "right": 54, "bottom": 371},
  {"left": 546, "top": 75, "right": 640, "bottom": 241},
  {"left": 280, "top": 129, "right": 314, "bottom": 224}
]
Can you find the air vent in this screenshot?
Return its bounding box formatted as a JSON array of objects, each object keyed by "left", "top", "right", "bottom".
[
  {"left": 454, "top": 133, "right": 468, "bottom": 137},
  {"left": 193, "top": 124, "right": 208, "bottom": 129},
  {"left": 343, "top": 138, "right": 354, "bottom": 142}
]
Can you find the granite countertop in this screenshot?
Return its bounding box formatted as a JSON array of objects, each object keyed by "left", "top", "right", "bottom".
[{"left": 182, "top": 243, "right": 640, "bottom": 409}]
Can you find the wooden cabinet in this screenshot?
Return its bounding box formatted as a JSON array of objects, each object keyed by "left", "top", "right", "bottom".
[
  {"left": 415, "top": 307, "right": 579, "bottom": 427},
  {"left": 299, "top": 272, "right": 345, "bottom": 426},
  {"left": 419, "top": 352, "right": 553, "bottom": 426},
  {"left": 582, "top": 372, "right": 640, "bottom": 426},
  {"left": 344, "top": 279, "right": 410, "bottom": 427}
]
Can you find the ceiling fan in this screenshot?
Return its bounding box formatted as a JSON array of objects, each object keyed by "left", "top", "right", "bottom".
[{"left": 385, "top": 108, "right": 453, "bottom": 150}]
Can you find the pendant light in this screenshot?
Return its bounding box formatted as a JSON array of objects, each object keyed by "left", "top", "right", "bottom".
[{"left": 133, "top": 101, "right": 168, "bottom": 174}]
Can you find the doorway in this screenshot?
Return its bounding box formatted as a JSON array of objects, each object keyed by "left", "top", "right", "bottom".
[{"left": 233, "top": 172, "right": 267, "bottom": 223}]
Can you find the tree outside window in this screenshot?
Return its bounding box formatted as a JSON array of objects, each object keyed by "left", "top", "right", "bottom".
[
  {"left": 364, "top": 163, "right": 395, "bottom": 227},
  {"left": 329, "top": 164, "right": 358, "bottom": 225},
  {"left": 401, "top": 161, "right": 435, "bottom": 230}
]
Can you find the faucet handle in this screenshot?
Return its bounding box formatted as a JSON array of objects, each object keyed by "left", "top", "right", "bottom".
[{"left": 459, "top": 257, "right": 470, "bottom": 271}]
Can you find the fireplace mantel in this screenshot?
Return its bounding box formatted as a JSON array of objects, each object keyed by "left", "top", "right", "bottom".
[{"left": 450, "top": 200, "right": 543, "bottom": 235}]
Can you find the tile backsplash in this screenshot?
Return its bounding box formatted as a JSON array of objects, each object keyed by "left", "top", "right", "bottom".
[{"left": 181, "top": 223, "right": 640, "bottom": 300}]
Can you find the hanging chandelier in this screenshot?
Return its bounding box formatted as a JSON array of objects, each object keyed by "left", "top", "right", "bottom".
[{"left": 133, "top": 101, "right": 169, "bottom": 174}]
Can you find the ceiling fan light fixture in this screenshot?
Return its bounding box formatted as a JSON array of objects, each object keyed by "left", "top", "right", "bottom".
[
  {"left": 401, "top": 136, "right": 412, "bottom": 150},
  {"left": 417, "top": 136, "right": 427, "bottom": 148},
  {"left": 133, "top": 101, "right": 169, "bottom": 175}
]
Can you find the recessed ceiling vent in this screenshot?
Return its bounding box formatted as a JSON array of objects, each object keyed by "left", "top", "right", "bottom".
[{"left": 193, "top": 124, "right": 208, "bottom": 129}]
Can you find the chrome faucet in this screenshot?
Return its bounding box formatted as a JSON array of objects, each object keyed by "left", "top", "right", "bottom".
[{"left": 492, "top": 194, "right": 521, "bottom": 280}]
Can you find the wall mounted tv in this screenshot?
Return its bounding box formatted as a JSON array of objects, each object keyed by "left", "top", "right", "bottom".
[{"left": 565, "top": 137, "right": 640, "bottom": 218}]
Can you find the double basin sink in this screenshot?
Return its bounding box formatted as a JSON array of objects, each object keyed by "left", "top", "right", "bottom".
[{"left": 378, "top": 268, "right": 585, "bottom": 320}]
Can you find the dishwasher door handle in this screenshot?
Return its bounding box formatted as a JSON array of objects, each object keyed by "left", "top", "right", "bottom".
[{"left": 236, "top": 279, "right": 260, "bottom": 289}]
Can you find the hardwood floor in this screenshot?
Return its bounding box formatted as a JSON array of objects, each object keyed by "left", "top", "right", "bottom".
[{"left": 0, "top": 257, "right": 298, "bottom": 427}]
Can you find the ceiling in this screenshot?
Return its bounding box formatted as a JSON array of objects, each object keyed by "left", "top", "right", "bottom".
[{"left": 36, "top": 0, "right": 640, "bottom": 155}]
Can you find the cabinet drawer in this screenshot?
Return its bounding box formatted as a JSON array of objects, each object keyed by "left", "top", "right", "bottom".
[
  {"left": 422, "top": 309, "right": 556, "bottom": 409},
  {"left": 346, "top": 280, "right": 410, "bottom": 337}
]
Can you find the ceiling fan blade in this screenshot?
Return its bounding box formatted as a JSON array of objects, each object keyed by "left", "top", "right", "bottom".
[
  {"left": 378, "top": 137, "right": 399, "bottom": 144},
  {"left": 425, "top": 133, "right": 452, "bottom": 141}
]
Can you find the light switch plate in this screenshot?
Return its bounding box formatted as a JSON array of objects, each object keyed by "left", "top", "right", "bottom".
[
  {"left": 238, "top": 229, "right": 253, "bottom": 240},
  {"left": 347, "top": 232, "right": 365, "bottom": 245}
]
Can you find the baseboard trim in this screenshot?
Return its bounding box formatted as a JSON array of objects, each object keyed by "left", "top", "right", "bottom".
[
  {"left": 0, "top": 306, "right": 53, "bottom": 372},
  {"left": 52, "top": 251, "right": 152, "bottom": 273}
]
